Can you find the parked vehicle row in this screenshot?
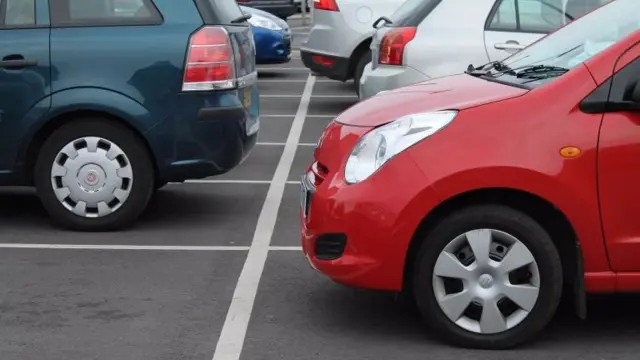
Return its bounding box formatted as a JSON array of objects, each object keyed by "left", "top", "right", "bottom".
[
  {"left": 0, "top": 0, "right": 259, "bottom": 231},
  {"left": 236, "top": 0, "right": 297, "bottom": 19},
  {"left": 300, "top": 0, "right": 407, "bottom": 94},
  {"left": 300, "top": 0, "right": 609, "bottom": 98},
  {"left": 301, "top": 0, "right": 639, "bottom": 350}
]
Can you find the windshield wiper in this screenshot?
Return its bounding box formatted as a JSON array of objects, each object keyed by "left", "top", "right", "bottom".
[
  {"left": 231, "top": 14, "right": 252, "bottom": 23},
  {"left": 465, "top": 61, "right": 514, "bottom": 76},
  {"left": 515, "top": 65, "right": 569, "bottom": 78}
]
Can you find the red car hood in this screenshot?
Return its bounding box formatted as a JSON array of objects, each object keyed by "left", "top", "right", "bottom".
[{"left": 336, "top": 74, "right": 528, "bottom": 127}]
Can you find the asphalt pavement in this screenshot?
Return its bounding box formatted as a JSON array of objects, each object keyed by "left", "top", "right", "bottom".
[{"left": 1, "top": 16, "right": 640, "bottom": 360}]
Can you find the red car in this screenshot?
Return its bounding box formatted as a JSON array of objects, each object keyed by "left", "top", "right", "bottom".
[{"left": 300, "top": 0, "right": 640, "bottom": 350}]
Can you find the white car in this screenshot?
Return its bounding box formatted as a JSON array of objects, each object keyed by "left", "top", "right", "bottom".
[
  {"left": 300, "top": 0, "right": 407, "bottom": 94},
  {"left": 359, "top": 0, "right": 609, "bottom": 100}
]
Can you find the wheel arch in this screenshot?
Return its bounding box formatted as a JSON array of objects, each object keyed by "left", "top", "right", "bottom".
[{"left": 402, "top": 187, "right": 587, "bottom": 318}]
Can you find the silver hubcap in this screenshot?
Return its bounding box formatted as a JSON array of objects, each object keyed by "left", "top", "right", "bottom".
[
  {"left": 432, "top": 229, "right": 540, "bottom": 335},
  {"left": 50, "top": 136, "right": 133, "bottom": 218}
]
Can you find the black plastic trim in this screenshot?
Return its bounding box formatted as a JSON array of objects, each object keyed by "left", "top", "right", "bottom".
[
  {"left": 580, "top": 43, "right": 640, "bottom": 114},
  {"left": 300, "top": 49, "right": 350, "bottom": 81},
  {"left": 197, "top": 106, "right": 245, "bottom": 121}
]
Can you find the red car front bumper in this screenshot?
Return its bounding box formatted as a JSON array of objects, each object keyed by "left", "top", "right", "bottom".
[{"left": 299, "top": 121, "right": 442, "bottom": 291}]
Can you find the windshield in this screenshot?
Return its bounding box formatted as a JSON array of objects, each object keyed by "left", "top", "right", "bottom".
[{"left": 486, "top": 0, "right": 640, "bottom": 88}]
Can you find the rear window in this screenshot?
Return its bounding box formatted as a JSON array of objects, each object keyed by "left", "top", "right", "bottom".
[
  {"left": 388, "top": 0, "right": 442, "bottom": 27},
  {"left": 195, "top": 0, "right": 246, "bottom": 24}
]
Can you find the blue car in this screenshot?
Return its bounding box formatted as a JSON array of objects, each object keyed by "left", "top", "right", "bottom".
[
  {"left": 241, "top": 5, "right": 292, "bottom": 64},
  {"left": 0, "top": 0, "right": 258, "bottom": 232}
]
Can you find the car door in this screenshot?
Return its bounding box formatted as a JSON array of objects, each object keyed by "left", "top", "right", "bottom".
[
  {"left": 0, "top": 0, "right": 51, "bottom": 174},
  {"left": 484, "top": 0, "right": 603, "bottom": 61},
  {"left": 597, "top": 43, "right": 640, "bottom": 273}
]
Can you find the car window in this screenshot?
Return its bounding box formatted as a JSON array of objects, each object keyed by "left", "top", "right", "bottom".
[
  {"left": 485, "top": 0, "right": 636, "bottom": 88},
  {"left": 50, "top": 0, "right": 162, "bottom": 26},
  {"left": 0, "top": 0, "right": 35, "bottom": 26},
  {"left": 488, "top": 0, "right": 607, "bottom": 33},
  {"left": 388, "top": 0, "right": 442, "bottom": 27}
]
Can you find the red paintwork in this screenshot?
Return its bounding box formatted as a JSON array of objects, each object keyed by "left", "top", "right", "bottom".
[{"left": 301, "top": 28, "right": 640, "bottom": 294}]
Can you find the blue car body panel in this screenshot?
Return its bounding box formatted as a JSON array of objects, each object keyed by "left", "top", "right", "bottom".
[
  {"left": 240, "top": 5, "right": 292, "bottom": 64},
  {"left": 253, "top": 26, "right": 292, "bottom": 64},
  {"left": 0, "top": 0, "right": 259, "bottom": 186}
]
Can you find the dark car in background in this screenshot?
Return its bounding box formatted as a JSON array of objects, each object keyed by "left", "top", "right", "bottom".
[
  {"left": 237, "top": 0, "right": 297, "bottom": 20},
  {"left": 0, "top": 0, "right": 259, "bottom": 232}
]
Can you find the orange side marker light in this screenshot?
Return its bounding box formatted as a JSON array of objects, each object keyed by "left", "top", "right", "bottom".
[{"left": 560, "top": 146, "right": 581, "bottom": 158}]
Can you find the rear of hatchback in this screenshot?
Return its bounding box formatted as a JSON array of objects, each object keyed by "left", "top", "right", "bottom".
[
  {"left": 359, "top": 0, "right": 443, "bottom": 100},
  {"left": 0, "top": 0, "right": 258, "bottom": 231},
  {"left": 236, "top": 0, "right": 297, "bottom": 19}
]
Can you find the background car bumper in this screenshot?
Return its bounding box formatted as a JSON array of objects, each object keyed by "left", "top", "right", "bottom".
[
  {"left": 300, "top": 49, "right": 350, "bottom": 81},
  {"left": 254, "top": 27, "right": 292, "bottom": 64},
  {"left": 359, "top": 63, "right": 430, "bottom": 101}
]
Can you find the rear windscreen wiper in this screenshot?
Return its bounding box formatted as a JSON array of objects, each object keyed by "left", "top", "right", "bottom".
[
  {"left": 373, "top": 16, "right": 392, "bottom": 29},
  {"left": 231, "top": 14, "right": 252, "bottom": 24}
]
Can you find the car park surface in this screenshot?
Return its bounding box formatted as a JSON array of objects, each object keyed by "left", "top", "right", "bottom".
[{"left": 2, "top": 13, "right": 640, "bottom": 360}]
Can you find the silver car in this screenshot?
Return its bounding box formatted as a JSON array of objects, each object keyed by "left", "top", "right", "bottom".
[
  {"left": 359, "top": 0, "right": 608, "bottom": 100},
  {"left": 300, "top": 0, "right": 407, "bottom": 94}
]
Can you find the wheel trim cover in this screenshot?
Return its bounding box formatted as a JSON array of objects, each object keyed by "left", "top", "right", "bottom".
[
  {"left": 50, "top": 136, "right": 134, "bottom": 218},
  {"left": 432, "top": 228, "right": 541, "bottom": 335}
]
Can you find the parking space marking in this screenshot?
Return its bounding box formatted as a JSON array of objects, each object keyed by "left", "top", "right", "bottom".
[
  {"left": 258, "top": 79, "right": 335, "bottom": 83},
  {"left": 257, "top": 67, "right": 308, "bottom": 71},
  {"left": 174, "top": 180, "right": 300, "bottom": 185},
  {"left": 262, "top": 94, "right": 357, "bottom": 98},
  {"left": 261, "top": 114, "right": 335, "bottom": 118},
  {"left": 0, "top": 244, "right": 304, "bottom": 251},
  {"left": 0, "top": 244, "right": 250, "bottom": 251},
  {"left": 269, "top": 246, "right": 303, "bottom": 251},
  {"left": 257, "top": 142, "right": 315, "bottom": 146},
  {"left": 212, "top": 73, "right": 316, "bottom": 360}
]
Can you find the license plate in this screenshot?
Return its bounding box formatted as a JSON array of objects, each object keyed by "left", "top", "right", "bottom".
[
  {"left": 243, "top": 87, "right": 252, "bottom": 108},
  {"left": 300, "top": 175, "right": 311, "bottom": 218}
]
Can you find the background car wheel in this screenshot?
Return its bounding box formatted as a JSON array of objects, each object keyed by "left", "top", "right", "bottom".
[
  {"left": 412, "top": 205, "right": 563, "bottom": 349},
  {"left": 353, "top": 50, "right": 371, "bottom": 97},
  {"left": 34, "top": 118, "right": 155, "bottom": 232}
]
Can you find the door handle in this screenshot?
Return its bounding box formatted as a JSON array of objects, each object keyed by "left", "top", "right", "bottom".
[
  {"left": 494, "top": 42, "right": 525, "bottom": 51},
  {"left": 0, "top": 56, "right": 38, "bottom": 69}
]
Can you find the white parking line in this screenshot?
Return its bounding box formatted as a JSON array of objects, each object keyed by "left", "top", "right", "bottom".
[
  {"left": 257, "top": 142, "right": 316, "bottom": 146},
  {"left": 257, "top": 67, "right": 309, "bottom": 71},
  {"left": 258, "top": 79, "right": 334, "bottom": 83},
  {"left": 212, "top": 73, "right": 316, "bottom": 360},
  {"left": 261, "top": 114, "right": 335, "bottom": 118},
  {"left": 261, "top": 94, "right": 357, "bottom": 98},
  {"left": 269, "top": 246, "right": 303, "bottom": 251},
  {"left": 173, "top": 180, "right": 300, "bottom": 185},
  {"left": 0, "top": 244, "right": 304, "bottom": 251},
  {"left": 0, "top": 244, "right": 250, "bottom": 251}
]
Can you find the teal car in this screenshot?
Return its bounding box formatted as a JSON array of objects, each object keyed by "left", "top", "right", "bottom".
[{"left": 0, "top": 0, "right": 259, "bottom": 231}]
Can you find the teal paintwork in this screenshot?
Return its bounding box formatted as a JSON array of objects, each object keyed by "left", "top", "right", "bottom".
[{"left": 0, "top": 0, "right": 259, "bottom": 185}]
